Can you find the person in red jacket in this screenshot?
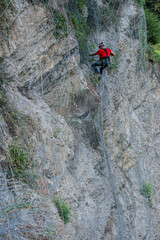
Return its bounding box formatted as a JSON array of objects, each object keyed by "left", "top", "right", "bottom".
[{"left": 89, "top": 42, "right": 115, "bottom": 76}]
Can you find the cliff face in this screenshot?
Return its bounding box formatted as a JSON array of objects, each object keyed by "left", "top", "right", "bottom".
[{"left": 0, "top": 0, "right": 160, "bottom": 239}]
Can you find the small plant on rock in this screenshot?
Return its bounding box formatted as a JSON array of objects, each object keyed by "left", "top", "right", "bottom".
[
  {"left": 108, "top": 52, "right": 121, "bottom": 70},
  {"left": 53, "top": 128, "right": 60, "bottom": 138},
  {"left": 141, "top": 181, "right": 153, "bottom": 207},
  {"left": 2, "top": 141, "right": 37, "bottom": 186},
  {"left": 9, "top": 142, "right": 29, "bottom": 176},
  {"left": 7, "top": 142, "right": 35, "bottom": 184},
  {"left": 86, "top": 72, "right": 100, "bottom": 87},
  {"left": 54, "top": 197, "right": 71, "bottom": 224},
  {"left": 53, "top": 9, "right": 68, "bottom": 38}
]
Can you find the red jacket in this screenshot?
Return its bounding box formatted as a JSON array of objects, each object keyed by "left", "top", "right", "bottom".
[{"left": 95, "top": 48, "right": 111, "bottom": 58}]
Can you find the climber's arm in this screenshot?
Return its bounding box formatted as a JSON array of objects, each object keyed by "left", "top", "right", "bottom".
[
  {"left": 89, "top": 52, "right": 97, "bottom": 56},
  {"left": 110, "top": 50, "right": 116, "bottom": 56}
]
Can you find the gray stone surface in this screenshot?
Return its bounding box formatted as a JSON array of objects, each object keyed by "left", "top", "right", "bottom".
[{"left": 0, "top": 0, "right": 160, "bottom": 239}]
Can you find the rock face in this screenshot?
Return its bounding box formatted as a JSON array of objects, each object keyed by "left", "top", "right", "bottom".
[{"left": 0, "top": 0, "right": 160, "bottom": 239}]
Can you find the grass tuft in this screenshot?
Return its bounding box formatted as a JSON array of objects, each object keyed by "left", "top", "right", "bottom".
[{"left": 54, "top": 197, "right": 71, "bottom": 224}]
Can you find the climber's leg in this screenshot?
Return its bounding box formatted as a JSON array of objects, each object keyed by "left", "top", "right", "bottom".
[
  {"left": 100, "top": 61, "right": 108, "bottom": 75},
  {"left": 92, "top": 60, "right": 103, "bottom": 74}
]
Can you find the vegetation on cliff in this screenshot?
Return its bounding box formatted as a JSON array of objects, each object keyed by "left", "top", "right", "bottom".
[
  {"left": 144, "top": 0, "right": 160, "bottom": 63},
  {"left": 54, "top": 197, "right": 71, "bottom": 224}
]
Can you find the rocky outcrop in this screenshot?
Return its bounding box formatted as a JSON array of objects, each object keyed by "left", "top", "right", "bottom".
[{"left": 0, "top": 0, "right": 160, "bottom": 239}]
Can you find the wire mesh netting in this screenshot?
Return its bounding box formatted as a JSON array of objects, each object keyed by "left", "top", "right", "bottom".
[
  {"left": 1, "top": 0, "right": 79, "bottom": 110},
  {"left": 0, "top": 162, "right": 62, "bottom": 239},
  {"left": 0, "top": 0, "right": 154, "bottom": 239},
  {"left": 0, "top": 0, "right": 148, "bottom": 104}
]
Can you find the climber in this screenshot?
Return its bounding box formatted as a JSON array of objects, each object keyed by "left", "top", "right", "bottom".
[{"left": 89, "top": 42, "right": 116, "bottom": 76}]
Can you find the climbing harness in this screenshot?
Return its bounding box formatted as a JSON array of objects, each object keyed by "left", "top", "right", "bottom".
[{"left": 101, "top": 48, "right": 110, "bottom": 69}]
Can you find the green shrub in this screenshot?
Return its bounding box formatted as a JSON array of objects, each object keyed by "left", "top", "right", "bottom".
[
  {"left": 3, "top": 142, "right": 37, "bottom": 184},
  {"left": 53, "top": 9, "right": 68, "bottom": 38},
  {"left": 54, "top": 197, "right": 71, "bottom": 224},
  {"left": 145, "top": 9, "right": 160, "bottom": 45},
  {"left": 154, "top": 43, "right": 160, "bottom": 63},
  {"left": 108, "top": 52, "right": 120, "bottom": 70},
  {"left": 77, "top": 0, "right": 88, "bottom": 13},
  {"left": 141, "top": 181, "right": 153, "bottom": 207},
  {"left": 68, "top": 0, "right": 90, "bottom": 61},
  {"left": 137, "top": 0, "right": 160, "bottom": 65},
  {"left": 9, "top": 142, "right": 29, "bottom": 176},
  {"left": 72, "top": 13, "right": 90, "bottom": 51},
  {"left": 28, "top": 1, "right": 68, "bottom": 39},
  {"left": 2, "top": 141, "right": 38, "bottom": 186},
  {"left": 86, "top": 72, "right": 100, "bottom": 87},
  {"left": 147, "top": 43, "right": 160, "bottom": 64},
  {"left": 145, "top": 0, "right": 160, "bottom": 17},
  {"left": 136, "top": 0, "right": 145, "bottom": 7}
]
